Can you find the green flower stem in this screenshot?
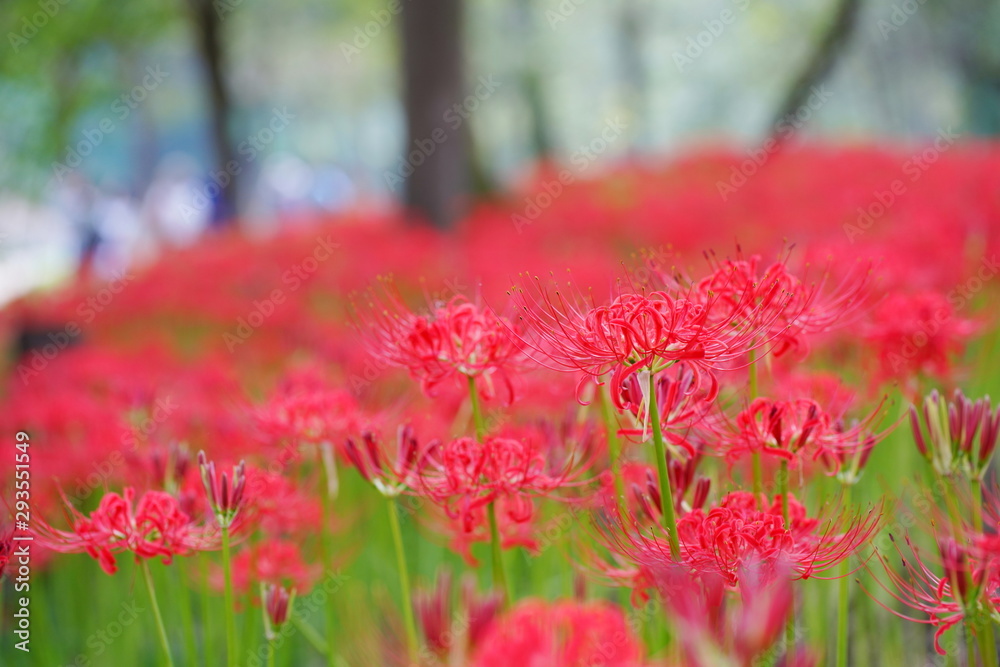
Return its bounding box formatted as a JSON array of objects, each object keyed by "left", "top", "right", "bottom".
[
  {"left": 836, "top": 483, "right": 852, "bottom": 667},
  {"left": 292, "top": 612, "right": 330, "bottom": 656},
  {"left": 488, "top": 501, "right": 514, "bottom": 606},
  {"left": 222, "top": 525, "right": 238, "bottom": 667},
  {"left": 972, "top": 476, "right": 985, "bottom": 534},
  {"left": 176, "top": 567, "right": 199, "bottom": 665},
  {"left": 387, "top": 495, "right": 420, "bottom": 663},
  {"left": 467, "top": 374, "right": 487, "bottom": 440},
  {"left": 319, "top": 446, "right": 338, "bottom": 667},
  {"left": 599, "top": 383, "right": 626, "bottom": 509},
  {"left": 978, "top": 616, "right": 999, "bottom": 667},
  {"left": 648, "top": 370, "right": 681, "bottom": 560},
  {"left": 140, "top": 560, "right": 175, "bottom": 667},
  {"left": 778, "top": 460, "right": 794, "bottom": 651},
  {"left": 468, "top": 373, "right": 515, "bottom": 605}
]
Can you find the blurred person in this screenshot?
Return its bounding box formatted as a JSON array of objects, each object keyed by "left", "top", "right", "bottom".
[{"left": 140, "top": 153, "right": 211, "bottom": 247}]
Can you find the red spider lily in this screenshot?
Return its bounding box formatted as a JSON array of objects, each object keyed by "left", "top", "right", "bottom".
[
  {"left": 414, "top": 570, "right": 502, "bottom": 659},
  {"left": 911, "top": 389, "right": 1000, "bottom": 478},
  {"left": 469, "top": 599, "right": 646, "bottom": 667},
  {"left": 417, "top": 434, "right": 585, "bottom": 535},
  {"left": 631, "top": 458, "right": 711, "bottom": 522},
  {"left": 863, "top": 291, "right": 978, "bottom": 385},
  {"left": 198, "top": 451, "right": 248, "bottom": 529},
  {"left": 427, "top": 494, "right": 543, "bottom": 565},
  {"left": 617, "top": 363, "right": 715, "bottom": 453},
  {"left": 356, "top": 287, "right": 523, "bottom": 400},
  {"left": 254, "top": 371, "right": 362, "bottom": 448},
  {"left": 261, "top": 583, "right": 295, "bottom": 641},
  {"left": 861, "top": 534, "right": 999, "bottom": 655},
  {"left": 690, "top": 251, "right": 873, "bottom": 358},
  {"left": 224, "top": 540, "right": 320, "bottom": 596},
  {"left": 599, "top": 491, "right": 880, "bottom": 589},
  {"left": 0, "top": 524, "right": 12, "bottom": 580},
  {"left": 35, "top": 488, "right": 218, "bottom": 575},
  {"left": 507, "top": 273, "right": 783, "bottom": 405},
  {"left": 723, "top": 398, "right": 832, "bottom": 466},
  {"left": 344, "top": 425, "right": 439, "bottom": 498},
  {"left": 817, "top": 395, "right": 896, "bottom": 484},
  {"left": 243, "top": 467, "right": 324, "bottom": 538},
  {"left": 654, "top": 559, "right": 795, "bottom": 667}
]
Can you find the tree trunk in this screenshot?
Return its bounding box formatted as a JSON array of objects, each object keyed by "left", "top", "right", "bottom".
[
  {"left": 770, "top": 0, "right": 860, "bottom": 135},
  {"left": 187, "top": 0, "right": 238, "bottom": 225},
  {"left": 399, "top": 0, "right": 467, "bottom": 229}
]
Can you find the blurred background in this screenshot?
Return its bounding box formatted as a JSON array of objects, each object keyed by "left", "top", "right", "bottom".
[{"left": 1, "top": 0, "right": 998, "bottom": 302}]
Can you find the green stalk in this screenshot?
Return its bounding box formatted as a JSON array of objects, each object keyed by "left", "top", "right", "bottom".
[
  {"left": 468, "top": 373, "right": 514, "bottom": 603},
  {"left": 176, "top": 567, "right": 199, "bottom": 665},
  {"left": 972, "top": 476, "right": 985, "bottom": 534},
  {"left": 268, "top": 639, "right": 276, "bottom": 667},
  {"left": 599, "top": 383, "right": 626, "bottom": 509},
  {"left": 836, "top": 483, "right": 852, "bottom": 667},
  {"left": 387, "top": 495, "right": 420, "bottom": 663},
  {"left": 778, "top": 460, "right": 794, "bottom": 651},
  {"left": 292, "top": 612, "right": 330, "bottom": 656},
  {"left": 319, "top": 445, "right": 338, "bottom": 667},
  {"left": 488, "top": 501, "right": 514, "bottom": 606},
  {"left": 140, "top": 560, "right": 176, "bottom": 667},
  {"left": 200, "top": 555, "right": 217, "bottom": 662},
  {"left": 648, "top": 370, "right": 681, "bottom": 560},
  {"left": 467, "top": 374, "right": 487, "bottom": 440},
  {"left": 967, "top": 623, "right": 977, "bottom": 667},
  {"left": 222, "top": 526, "right": 238, "bottom": 667}
]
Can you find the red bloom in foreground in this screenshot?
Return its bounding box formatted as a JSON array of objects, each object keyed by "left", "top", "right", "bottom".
[
  {"left": 691, "top": 252, "right": 872, "bottom": 358},
  {"left": 469, "top": 599, "right": 645, "bottom": 667},
  {"left": 357, "top": 289, "right": 522, "bottom": 399},
  {"left": 418, "top": 435, "right": 582, "bottom": 534},
  {"left": 415, "top": 570, "right": 502, "bottom": 659},
  {"left": 508, "top": 275, "right": 782, "bottom": 403},
  {"left": 36, "top": 488, "right": 217, "bottom": 574},
  {"left": 723, "top": 398, "right": 832, "bottom": 466},
  {"left": 656, "top": 560, "right": 797, "bottom": 667},
  {"left": 600, "top": 491, "right": 879, "bottom": 589},
  {"left": 862, "top": 534, "right": 994, "bottom": 654}
]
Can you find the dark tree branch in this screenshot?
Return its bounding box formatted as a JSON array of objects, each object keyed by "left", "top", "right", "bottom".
[{"left": 770, "top": 0, "right": 861, "bottom": 134}]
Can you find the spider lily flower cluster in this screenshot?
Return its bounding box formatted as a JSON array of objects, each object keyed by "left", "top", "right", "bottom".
[{"left": 10, "top": 145, "right": 1000, "bottom": 667}]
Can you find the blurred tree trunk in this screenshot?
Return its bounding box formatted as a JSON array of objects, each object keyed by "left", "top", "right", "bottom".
[
  {"left": 186, "top": 0, "right": 238, "bottom": 224},
  {"left": 513, "top": 0, "right": 552, "bottom": 158},
  {"left": 618, "top": 0, "right": 647, "bottom": 154},
  {"left": 400, "top": 0, "right": 468, "bottom": 229},
  {"left": 770, "top": 0, "right": 861, "bottom": 134}
]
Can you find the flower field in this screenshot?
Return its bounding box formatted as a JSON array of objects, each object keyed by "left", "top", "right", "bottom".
[{"left": 3, "top": 144, "right": 1000, "bottom": 666}]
